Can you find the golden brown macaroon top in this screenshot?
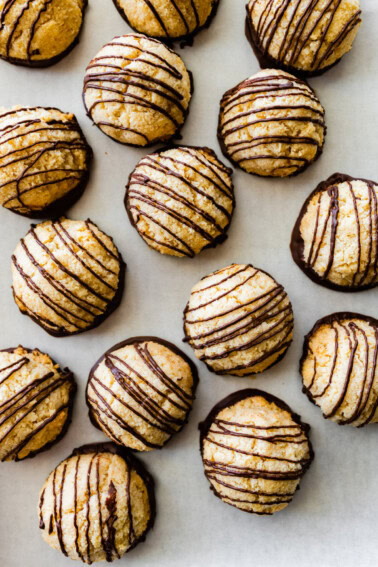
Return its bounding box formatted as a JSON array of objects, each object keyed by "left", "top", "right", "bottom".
[
  {"left": 113, "top": 0, "right": 218, "bottom": 41},
  {"left": 218, "top": 69, "right": 325, "bottom": 177},
  {"left": 0, "top": 0, "right": 87, "bottom": 66},
  {"left": 246, "top": 0, "right": 361, "bottom": 75},
  {"left": 0, "top": 346, "right": 75, "bottom": 461},
  {"left": 291, "top": 174, "right": 378, "bottom": 291},
  {"left": 11, "top": 218, "right": 125, "bottom": 337},
  {"left": 184, "top": 263, "right": 294, "bottom": 376},
  {"left": 38, "top": 444, "right": 155, "bottom": 563},
  {"left": 125, "top": 145, "right": 234, "bottom": 257},
  {"left": 200, "top": 389, "right": 313, "bottom": 515},
  {"left": 0, "top": 106, "right": 92, "bottom": 217},
  {"left": 87, "top": 337, "right": 198, "bottom": 451},
  {"left": 83, "top": 33, "right": 192, "bottom": 147},
  {"left": 301, "top": 313, "right": 378, "bottom": 427}
]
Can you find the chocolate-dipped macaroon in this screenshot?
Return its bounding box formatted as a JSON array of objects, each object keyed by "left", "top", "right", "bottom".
[
  {"left": 38, "top": 443, "right": 155, "bottom": 564},
  {"left": 301, "top": 312, "right": 378, "bottom": 427},
  {"left": 83, "top": 33, "right": 193, "bottom": 147},
  {"left": 11, "top": 218, "right": 125, "bottom": 337},
  {"left": 125, "top": 145, "right": 234, "bottom": 257},
  {"left": 113, "top": 0, "right": 220, "bottom": 43},
  {"left": 245, "top": 0, "right": 362, "bottom": 78},
  {"left": 0, "top": 346, "right": 75, "bottom": 461},
  {"left": 218, "top": 69, "right": 325, "bottom": 177},
  {"left": 183, "top": 263, "right": 294, "bottom": 376},
  {"left": 0, "top": 106, "right": 92, "bottom": 218},
  {"left": 291, "top": 173, "right": 378, "bottom": 292},
  {"left": 87, "top": 337, "right": 198, "bottom": 451},
  {"left": 200, "top": 389, "right": 313, "bottom": 515},
  {"left": 0, "top": 0, "right": 87, "bottom": 67}
]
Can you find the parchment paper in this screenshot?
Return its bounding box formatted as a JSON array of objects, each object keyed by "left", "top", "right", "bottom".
[{"left": 0, "top": 1, "right": 377, "bottom": 566}]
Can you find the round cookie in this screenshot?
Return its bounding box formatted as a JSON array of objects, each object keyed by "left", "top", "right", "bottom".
[
  {"left": 11, "top": 218, "right": 125, "bottom": 337},
  {"left": 125, "top": 145, "right": 234, "bottom": 258},
  {"left": 0, "top": 0, "right": 87, "bottom": 67},
  {"left": 83, "top": 33, "right": 193, "bottom": 147},
  {"left": 113, "top": 0, "right": 220, "bottom": 43},
  {"left": 200, "top": 389, "right": 313, "bottom": 515},
  {"left": 0, "top": 106, "right": 92, "bottom": 218},
  {"left": 291, "top": 173, "right": 378, "bottom": 292},
  {"left": 301, "top": 312, "right": 378, "bottom": 427},
  {"left": 183, "top": 263, "right": 294, "bottom": 376},
  {"left": 245, "top": 0, "right": 362, "bottom": 77},
  {"left": 38, "top": 443, "right": 155, "bottom": 564},
  {"left": 0, "top": 346, "right": 75, "bottom": 461},
  {"left": 87, "top": 337, "right": 198, "bottom": 451},
  {"left": 218, "top": 69, "right": 325, "bottom": 177}
]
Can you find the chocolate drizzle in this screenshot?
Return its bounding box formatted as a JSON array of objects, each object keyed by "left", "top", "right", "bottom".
[
  {"left": 12, "top": 218, "right": 126, "bottom": 337},
  {"left": 112, "top": 0, "right": 220, "bottom": 46},
  {"left": 83, "top": 34, "right": 193, "bottom": 148},
  {"left": 217, "top": 71, "right": 325, "bottom": 177},
  {"left": 125, "top": 145, "right": 234, "bottom": 257},
  {"left": 199, "top": 389, "right": 313, "bottom": 515},
  {"left": 301, "top": 312, "right": 378, "bottom": 427},
  {"left": 0, "top": 0, "right": 87, "bottom": 67},
  {"left": 183, "top": 264, "right": 294, "bottom": 376},
  {"left": 38, "top": 442, "right": 156, "bottom": 564},
  {"left": 245, "top": 0, "right": 362, "bottom": 78},
  {"left": 290, "top": 173, "right": 378, "bottom": 292},
  {"left": 87, "top": 336, "right": 199, "bottom": 451},
  {"left": 0, "top": 106, "right": 92, "bottom": 218},
  {"left": 0, "top": 346, "right": 76, "bottom": 462}
]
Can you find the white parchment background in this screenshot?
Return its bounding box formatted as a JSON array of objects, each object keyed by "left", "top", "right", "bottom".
[{"left": 0, "top": 1, "right": 378, "bottom": 566}]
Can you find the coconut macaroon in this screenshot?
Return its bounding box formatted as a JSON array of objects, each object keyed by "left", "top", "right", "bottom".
[
  {"left": 200, "top": 389, "right": 313, "bottom": 515},
  {"left": 0, "top": 0, "right": 87, "bottom": 67},
  {"left": 291, "top": 173, "right": 378, "bottom": 292},
  {"left": 87, "top": 337, "right": 198, "bottom": 451},
  {"left": 125, "top": 145, "right": 235, "bottom": 258},
  {"left": 218, "top": 69, "right": 325, "bottom": 177},
  {"left": 245, "top": 0, "right": 362, "bottom": 77},
  {"left": 0, "top": 346, "right": 75, "bottom": 462},
  {"left": 183, "top": 263, "right": 294, "bottom": 376},
  {"left": 0, "top": 106, "right": 92, "bottom": 218},
  {"left": 301, "top": 312, "right": 378, "bottom": 427},
  {"left": 11, "top": 218, "right": 125, "bottom": 337},
  {"left": 83, "top": 33, "right": 193, "bottom": 147},
  {"left": 38, "top": 443, "right": 155, "bottom": 564},
  {"left": 113, "top": 0, "right": 219, "bottom": 42}
]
